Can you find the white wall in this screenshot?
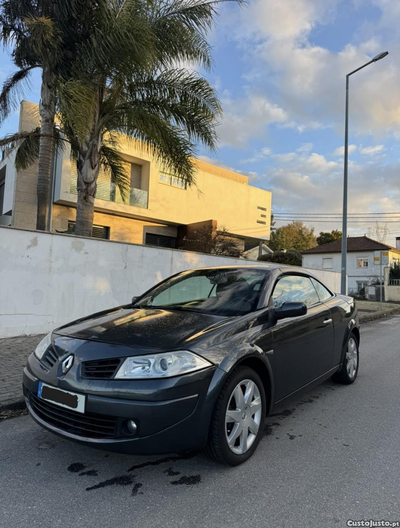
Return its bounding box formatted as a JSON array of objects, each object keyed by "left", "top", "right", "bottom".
[
  {"left": 0, "top": 226, "right": 341, "bottom": 338},
  {"left": 303, "top": 251, "right": 384, "bottom": 293}
]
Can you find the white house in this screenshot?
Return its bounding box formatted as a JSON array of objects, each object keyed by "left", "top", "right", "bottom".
[
  {"left": 243, "top": 243, "right": 273, "bottom": 261},
  {"left": 302, "top": 236, "right": 400, "bottom": 294}
]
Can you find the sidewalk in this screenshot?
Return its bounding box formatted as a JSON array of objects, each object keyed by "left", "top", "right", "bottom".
[{"left": 0, "top": 334, "right": 44, "bottom": 410}]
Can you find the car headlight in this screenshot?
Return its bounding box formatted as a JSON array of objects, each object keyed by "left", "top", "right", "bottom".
[
  {"left": 34, "top": 333, "right": 52, "bottom": 360},
  {"left": 115, "top": 351, "right": 212, "bottom": 379}
]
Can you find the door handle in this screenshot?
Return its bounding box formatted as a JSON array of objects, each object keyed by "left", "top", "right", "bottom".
[{"left": 323, "top": 318, "right": 332, "bottom": 325}]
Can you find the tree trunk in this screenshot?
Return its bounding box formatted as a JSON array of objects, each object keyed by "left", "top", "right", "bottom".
[
  {"left": 75, "top": 137, "right": 101, "bottom": 237},
  {"left": 36, "top": 68, "right": 56, "bottom": 231}
]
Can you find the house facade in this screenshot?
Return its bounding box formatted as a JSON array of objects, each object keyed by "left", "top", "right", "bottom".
[
  {"left": 302, "top": 236, "right": 400, "bottom": 294},
  {"left": 0, "top": 101, "right": 272, "bottom": 250}
]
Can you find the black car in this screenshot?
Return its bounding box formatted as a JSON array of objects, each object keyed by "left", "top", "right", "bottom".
[{"left": 23, "top": 265, "right": 360, "bottom": 465}]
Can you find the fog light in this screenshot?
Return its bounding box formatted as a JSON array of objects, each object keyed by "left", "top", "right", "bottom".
[{"left": 126, "top": 420, "right": 138, "bottom": 435}]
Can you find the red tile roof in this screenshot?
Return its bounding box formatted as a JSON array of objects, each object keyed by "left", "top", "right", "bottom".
[{"left": 302, "top": 236, "right": 399, "bottom": 254}]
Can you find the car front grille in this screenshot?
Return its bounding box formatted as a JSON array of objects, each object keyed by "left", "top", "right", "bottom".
[
  {"left": 81, "top": 358, "right": 122, "bottom": 379},
  {"left": 39, "top": 345, "right": 61, "bottom": 371},
  {"left": 28, "top": 391, "right": 117, "bottom": 439}
]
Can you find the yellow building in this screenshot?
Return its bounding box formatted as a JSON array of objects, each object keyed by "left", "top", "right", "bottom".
[{"left": 0, "top": 101, "right": 272, "bottom": 250}]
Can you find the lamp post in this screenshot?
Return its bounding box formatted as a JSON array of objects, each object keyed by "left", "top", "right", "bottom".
[{"left": 340, "top": 51, "right": 389, "bottom": 295}]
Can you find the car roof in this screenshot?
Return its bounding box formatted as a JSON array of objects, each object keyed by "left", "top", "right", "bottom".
[
  {"left": 185, "top": 264, "right": 280, "bottom": 272},
  {"left": 184, "top": 264, "right": 311, "bottom": 273},
  {"left": 182, "top": 264, "right": 322, "bottom": 279}
]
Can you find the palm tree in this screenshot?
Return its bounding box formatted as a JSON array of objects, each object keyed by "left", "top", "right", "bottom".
[
  {"left": 1, "top": 0, "right": 242, "bottom": 237},
  {"left": 1, "top": 1, "right": 64, "bottom": 230},
  {"left": 0, "top": 0, "right": 102, "bottom": 230},
  {"left": 60, "top": 0, "right": 241, "bottom": 236}
]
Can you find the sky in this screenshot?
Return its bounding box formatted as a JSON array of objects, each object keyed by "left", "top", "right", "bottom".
[{"left": 1, "top": 0, "right": 400, "bottom": 245}]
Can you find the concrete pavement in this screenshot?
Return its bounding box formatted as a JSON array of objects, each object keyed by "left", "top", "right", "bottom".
[{"left": 1, "top": 315, "right": 400, "bottom": 528}]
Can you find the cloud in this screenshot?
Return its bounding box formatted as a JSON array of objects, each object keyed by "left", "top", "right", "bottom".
[
  {"left": 217, "top": 93, "right": 288, "bottom": 148},
  {"left": 333, "top": 145, "right": 357, "bottom": 156},
  {"left": 297, "top": 143, "right": 313, "bottom": 153},
  {"left": 217, "top": 0, "right": 400, "bottom": 141},
  {"left": 360, "top": 145, "right": 385, "bottom": 155},
  {"left": 259, "top": 146, "right": 400, "bottom": 243}
]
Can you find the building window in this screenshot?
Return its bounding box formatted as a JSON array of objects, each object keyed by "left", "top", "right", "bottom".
[
  {"left": 70, "top": 159, "right": 148, "bottom": 209},
  {"left": 0, "top": 170, "right": 5, "bottom": 215},
  {"left": 357, "top": 258, "right": 369, "bottom": 268},
  {"left": 257, "top": 206, "right": 267, "bottom": 211},
  {"left": 322, "top": 258, "right": 333, "bottom": 269},
  {"left": 260, "top": 214, "right": 266, "bottom": 218},
  {"left": 146, "top": 233, "right": 177, "bottom": 249},
  {"left": 257, "top": 220, "right": 266, "bottom": 225},
  {"left": 159, "top": 172, "right": 187, "bottom": 189},
  {"left": 67, "top": 221, "right": 110, "bottom": 240}
]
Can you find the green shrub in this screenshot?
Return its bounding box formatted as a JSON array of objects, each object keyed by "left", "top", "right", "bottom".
[{"left": 258, "top": 250, "right": 302, "bottom": 267}]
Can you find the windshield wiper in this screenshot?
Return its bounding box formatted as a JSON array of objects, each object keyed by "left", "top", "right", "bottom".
[{"left": 152, "top": 304, "right": 202, "bottom": 312}]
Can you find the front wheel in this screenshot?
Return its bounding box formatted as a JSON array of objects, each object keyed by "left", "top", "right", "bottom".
[
  {"left": 332, "top": 334, "right": 359, "bottom": 384},
  {"left": 204, "top": 366, "right": 266, "bottom": 465}
]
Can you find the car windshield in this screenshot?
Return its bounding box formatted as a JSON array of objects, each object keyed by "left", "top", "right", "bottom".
[{"left": 134, "top": 269, "right": 270, "bottom": 316}]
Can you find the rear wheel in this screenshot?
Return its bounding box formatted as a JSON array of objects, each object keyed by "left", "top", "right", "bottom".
[
  {"left": 332, "top": 333, "right": 359, "bottom": 384},
  {"left": 204, "top": 366, "right": 266, "bottom": 465}
]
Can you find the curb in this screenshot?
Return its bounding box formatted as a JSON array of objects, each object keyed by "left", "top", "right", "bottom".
[
  {"left": 0, "top": 399, "right": 26, "bottom": 415},
  {"left": 359, "top": 308, "right": 400, "bottom": 325}
]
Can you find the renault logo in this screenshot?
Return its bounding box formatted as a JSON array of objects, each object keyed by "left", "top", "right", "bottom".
[{"left": 62, "top": 354, "right": 74, "bottom": 374}]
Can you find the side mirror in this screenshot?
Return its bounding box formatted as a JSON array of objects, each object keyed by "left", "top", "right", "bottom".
[
  {"left": 131, "top": 296, "right": 138, "bottom": 305},
  {"left": 275, "top": 302, "right": 307, "bottom": 320}
]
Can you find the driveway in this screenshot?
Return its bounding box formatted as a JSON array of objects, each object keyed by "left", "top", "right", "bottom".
[{"left": 1, "top": 316, "right": 400, "bottom": 528}]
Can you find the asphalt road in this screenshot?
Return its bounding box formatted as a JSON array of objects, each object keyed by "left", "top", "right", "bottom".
[{"left": 1, "top": 316, "right": 400, "bottom": 528}]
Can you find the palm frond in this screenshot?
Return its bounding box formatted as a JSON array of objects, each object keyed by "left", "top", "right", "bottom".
[
  {"left": 110, "top": 107, "right": 196, "bottom": 185},
  {"left": 0, "top": 126, "right": 66, "bottom": 169},
  {"left": 24, "top": 16, "right": 62, "bottom": 57},
  {"left": 0, "top": 66, "right": 36, "bottom": 121},
  {"left": 100, "top": 143, "right": 131, "bottom": 201},
  {"left": 0, "top": 129, "right": 39, "bottom": 149},
  {"left": 14, "top": 126, "right": 40, "bottom": 170},
  {"left": 106, "top": 69, "right": 221, "bottom": 155},
  {"left": 58, "top": 79, "right": 98, "bottom": 141}
]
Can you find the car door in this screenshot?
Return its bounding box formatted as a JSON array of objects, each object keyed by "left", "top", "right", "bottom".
[{"left": 270, "top": 274, "right": 334, "bottom": 402}]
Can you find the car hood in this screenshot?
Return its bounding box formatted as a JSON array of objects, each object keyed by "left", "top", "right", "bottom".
[{"left": 54, "top": 306, "right": 228, "bottom": 352}]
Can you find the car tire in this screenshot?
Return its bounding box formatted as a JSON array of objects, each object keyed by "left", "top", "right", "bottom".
[
  {"left": 331, "top": 333, "right": 359, "bottom": 385},
  {"left": 204, "top": 365, "right": 266, "bottom": 466}
]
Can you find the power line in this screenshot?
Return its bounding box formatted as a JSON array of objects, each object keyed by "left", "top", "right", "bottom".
[
  {"left": 274, "top": 219, "right": 400, "bottom": 224},
  {"left": 274, "top": 211, "right": 400, "bottom": 216}
]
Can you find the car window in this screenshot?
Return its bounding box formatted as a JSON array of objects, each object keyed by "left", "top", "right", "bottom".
[
  {"left": 135, "top": 269, "right": 270, "bottom": 316},
  {"left": 311, "top": 278, "right": 333, "bottom": 303},
  {"left": 151, "top": 276, "right": 215, "bottom": 306},
  {"left": 272, "top": 275, "right": 319, "bottom": 309}
]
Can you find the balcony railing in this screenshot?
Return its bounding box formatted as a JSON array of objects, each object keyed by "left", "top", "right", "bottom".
[{"left": 70, "top": 176, "right": 148, "bottom": 209}]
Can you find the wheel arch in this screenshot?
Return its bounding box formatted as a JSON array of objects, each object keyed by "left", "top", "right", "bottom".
[
  {"left": 339, "top": 321, "right": 360, "bottom": 365},
  {"left": 352, "top": 326, "right": 360, "bottom": 346},
  {"left": 234, "top": 355, "right": 274, "bottom": 416}
]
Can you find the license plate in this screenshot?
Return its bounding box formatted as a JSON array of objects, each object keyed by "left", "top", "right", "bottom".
[{"left": 38, "top": 382, "right": 86, "bottom": 414}]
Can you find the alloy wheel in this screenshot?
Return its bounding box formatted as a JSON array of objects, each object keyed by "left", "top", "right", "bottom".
[
  {"left": 346, "top": 337, "right": 358, "bottom": 379},
  {"left": 225, "top": 379, "right": 262, "bottom": 455}
]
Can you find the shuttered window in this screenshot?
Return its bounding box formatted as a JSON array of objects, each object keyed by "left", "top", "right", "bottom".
[{"left": 67, "top": 221, "right": 110, "bottom": 240}]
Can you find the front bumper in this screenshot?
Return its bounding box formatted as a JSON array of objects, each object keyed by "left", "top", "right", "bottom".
[{"left": 23, "top": 358, "right": 220, "bottom": 455}]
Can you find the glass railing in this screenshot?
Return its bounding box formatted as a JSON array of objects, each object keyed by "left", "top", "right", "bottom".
[{"left": 70, "top": 175, "right": 148, "bottom": 209}]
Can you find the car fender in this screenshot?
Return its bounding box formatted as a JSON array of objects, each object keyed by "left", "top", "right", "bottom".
[
  {"left": 339, "top": 318, "right": 360, "bottom": 365},
  {"left": 211, "top": 344, "right": 275, "bottom": 414}
]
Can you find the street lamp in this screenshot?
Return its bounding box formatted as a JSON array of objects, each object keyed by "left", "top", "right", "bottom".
[{"left": 340, "top": 51, "right": 389, "bottom": 295}]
